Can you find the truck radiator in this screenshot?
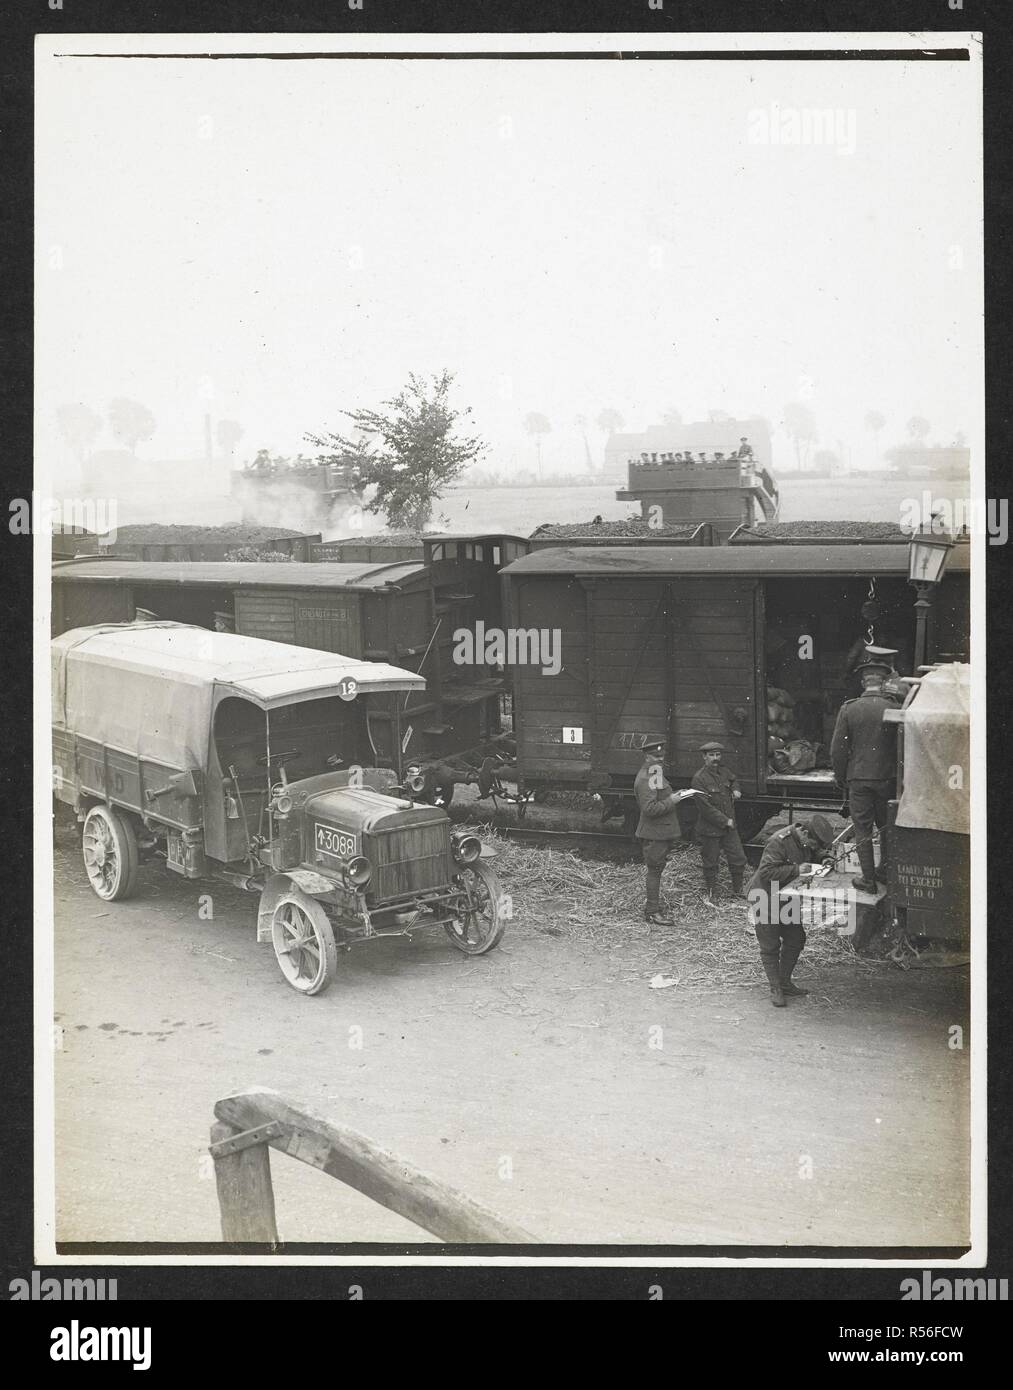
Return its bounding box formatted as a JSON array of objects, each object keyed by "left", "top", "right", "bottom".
[{"left": 366, "top": 823, "right": 451, "bottom": 903}]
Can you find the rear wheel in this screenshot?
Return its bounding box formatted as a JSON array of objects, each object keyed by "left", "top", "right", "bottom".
[
  {"left": 81, "top": 805, "right": 140, "bottom": 901},
  {"left": 271, "top": 891, "right": 338, "bottom": 995},
  {"left": 446, "top": 861, "right": 505, "bottom": 956}
]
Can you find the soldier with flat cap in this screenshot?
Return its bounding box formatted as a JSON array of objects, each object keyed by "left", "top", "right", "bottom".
[
  {"left": 633, "top": 735, "right": 698, "bottom": 925},
  {"left": 691, "top": 741, "right": 748, "bottom": 902},
  {"left": 746, "top": 813, "right": 835, "bottom": 1007},
  {"left": 830, "top": 653, "right": 898, "bottom": 893}
]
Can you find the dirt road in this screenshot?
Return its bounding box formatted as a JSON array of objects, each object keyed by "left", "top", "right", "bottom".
[{"left": 52, "top": 820, "right": 970, "bottom": 1250}]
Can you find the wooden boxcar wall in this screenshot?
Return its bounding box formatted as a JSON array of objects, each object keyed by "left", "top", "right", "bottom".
[
  {"left": 52, "top": 580, "right": 132, "bottom": 636},
  {"left": 510, "top": 574, "right": 763, "bottom": 792},
  {"left": 235, "top": 588, "right": 363, "bottom": 654}
]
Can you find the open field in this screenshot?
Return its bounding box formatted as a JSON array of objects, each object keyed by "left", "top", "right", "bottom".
[{"left": 95, "top": 471, "right": 971, "bottom": 537}]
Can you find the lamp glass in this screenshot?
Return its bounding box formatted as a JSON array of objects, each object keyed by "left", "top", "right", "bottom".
[{"left": 908, "top": 534, "right": 952, "bottom": 584}]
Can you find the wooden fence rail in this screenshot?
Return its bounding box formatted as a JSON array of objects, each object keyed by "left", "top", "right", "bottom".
[{"left": 210, "top": 1087, "right": 535, "bottom": 1246}]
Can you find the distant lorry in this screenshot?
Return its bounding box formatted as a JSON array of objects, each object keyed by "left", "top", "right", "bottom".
[
  {"left": 231, "top": 457, "right": 365, "bottom": 529},
  {"left": 52, "top": 623, "right": 505, "bottom": 995}
]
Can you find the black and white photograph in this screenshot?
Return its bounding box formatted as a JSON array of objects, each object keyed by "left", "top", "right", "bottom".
[{"left": 31, "top": 26, "right": 987, "bottom": 1279}]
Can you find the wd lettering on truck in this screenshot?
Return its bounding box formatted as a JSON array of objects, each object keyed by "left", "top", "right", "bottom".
[{"left": 52, "top": 622, "right": 505, "bottom": 995}]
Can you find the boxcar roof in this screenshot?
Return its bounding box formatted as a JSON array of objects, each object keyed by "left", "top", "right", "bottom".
[
  {"left": 501, "top": 543, "right": 971, "bottom": 578},
  {"left": 50, "top": 559, "right": 427, "bottom": 591},
  {"left": 52, "top": 622, "right": 425, "bottom": 708},
  {"left": 423, "top": 531, "right": 531, "bottom": 544}
]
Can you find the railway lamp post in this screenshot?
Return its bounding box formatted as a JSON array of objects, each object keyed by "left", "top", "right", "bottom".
[{"left": 908, "top": 520, "right": 955, "bottom": 670}]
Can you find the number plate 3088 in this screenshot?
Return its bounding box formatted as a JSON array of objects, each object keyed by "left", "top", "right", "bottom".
[{"left": 315, "top": 824, "right": 357, "bottom": 860}]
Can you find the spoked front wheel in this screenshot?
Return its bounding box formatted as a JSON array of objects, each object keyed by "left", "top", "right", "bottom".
[
  {"left": 445, "top": 861, "right": 505, "bottom": 956},
  {"left": 271, "top": 890, "right": 338, "bottom": 995},
  {"left": 81, "top": 805, "right": 140, "bottom": 901}
]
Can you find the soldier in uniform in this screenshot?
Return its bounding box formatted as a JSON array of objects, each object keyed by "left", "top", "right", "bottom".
[
  {"left": 691, "top": 741, "right": 747, "bottom": 902},
  {"left": 633, "top": 736, "right": 698, "bottom": 925},
  {"left": 746, "top": 814, "right": 835, "bottom": 1007},
  {"left": 830, "top": 655, "right": 899, "bottom": 893}
]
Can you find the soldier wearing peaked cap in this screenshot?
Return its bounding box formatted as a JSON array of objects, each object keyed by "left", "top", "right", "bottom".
[
  {"left": 633, "top": 736, "right": 698, "bottom": 926},
  {"left": 691, "top": 741, "right": 747, "bottom": 903},
  {"left": 830, "top": 655, "right": 898, "bottom": 893},
  {"left": 746, "top": 814, "right": 835, "bottom": 1007}
]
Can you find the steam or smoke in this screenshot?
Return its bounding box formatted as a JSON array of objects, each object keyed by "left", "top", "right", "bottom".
[
  {"left": 76, "top": 452, "right": 378, "bottom": 539},
  {"left": 230, "top": 474, "right": 350, "bottom": 538}
]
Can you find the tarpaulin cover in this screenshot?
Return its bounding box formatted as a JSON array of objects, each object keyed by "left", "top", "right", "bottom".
[
  {"left": 895, "top": 664, "right": 970, "bottom": 835},
  {"left": 52, "top": 625, "right": 215, "bottom": 769},
  {"left": 51, "top": 622, "right": 425, "bottom": 769}
]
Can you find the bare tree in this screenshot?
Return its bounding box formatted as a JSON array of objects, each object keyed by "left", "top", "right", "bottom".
[
  {"left": 782, "top": 401, "right": 818, "bottom": 471},
  {"left": 107, "top": 398, "right": 156, "bottom": 456},
  {"left": 524, "top": 412, "right": 551, "bottom": 480},
  {"left": 574, "top": 414, "right": 595, "bottom": 473},
  {"left": 595, "top": 407, "right": 625, "bottom": 438},
  {"left": 55, "top": 403, "right": 102, "bottom": 463},
  {"left": 216, "top": 419, "right": 245, "bottom": 459}
]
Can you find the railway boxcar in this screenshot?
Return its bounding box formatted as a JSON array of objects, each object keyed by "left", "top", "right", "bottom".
[
  {"left": 51, "top": 559, "right": 507, "bottom": 764},
  {"left": 501, "top": 542, "right": 970, "bottom": 836}
]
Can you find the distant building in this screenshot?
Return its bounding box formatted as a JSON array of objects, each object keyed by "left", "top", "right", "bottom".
[
  {"left": 603, "top": 416, "right": 772, "bottom": 480},
  {"left": 882, "top": 445, "right": 971, "bottom": 480}
]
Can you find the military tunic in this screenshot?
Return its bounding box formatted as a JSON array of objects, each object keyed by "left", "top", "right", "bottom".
[
  {"left": 690, "top": 761, "right": 746, "bottom": 882},
  {"left": 745, "top": 824, "right": 811, "bottom": 968},
  {"left": 830, "top": 688, "right": 898, "bottom": 881},
  {"left": 634, "top": 757, "right": 683, "bottom": 912}
]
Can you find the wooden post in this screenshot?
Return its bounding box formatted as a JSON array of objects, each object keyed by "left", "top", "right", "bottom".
[
  {"left": 210, "top": 1119, "right": 280, "bottom": 1246},
  {"left": 215, "top": 1089, "right": 534, "bottom": 1244}
]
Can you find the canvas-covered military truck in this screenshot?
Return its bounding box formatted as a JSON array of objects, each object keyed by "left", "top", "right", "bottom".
[{"left": 52, "top": 623, "right": 504, "bottom": 995}]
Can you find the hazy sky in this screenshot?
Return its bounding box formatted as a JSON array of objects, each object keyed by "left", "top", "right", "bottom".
[{"left": 36, "top": 37, "right": 983, "bottom": 480}]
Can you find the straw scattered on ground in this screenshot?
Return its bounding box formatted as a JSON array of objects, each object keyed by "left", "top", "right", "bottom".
[{"left": 475, "top": 828, "right": 899, "bottom": 989}]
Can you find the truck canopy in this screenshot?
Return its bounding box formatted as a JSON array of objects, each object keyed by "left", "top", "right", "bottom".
[
  {"left": 894, "top": 663, "right": 970, "bottom": 835},
  {"left": 52, "top": 622, "right": 426, "bottom": 769}
]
